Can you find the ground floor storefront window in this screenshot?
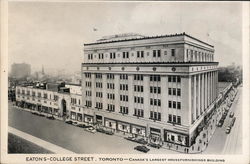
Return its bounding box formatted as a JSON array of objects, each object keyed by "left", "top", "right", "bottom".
[
  {"left": 71, "top": 111, "right": 76, "bottom": 120},
  {"left": 77, "top": 113, "right": 82, "bottom": 122},
  {"left": 149, "top": 128, "right": 162, "bottom": 144},
  {"left": 131, "top": 125, "right": 146, "bottom": 137},
  {"left": 104, "top": 119, "right": 116, "bottom": 130},
  {"left": 117, "top": 122, "right": 130, "bottom": 133},
  {"left": 164, "top": 130, "right": 189, "bottom": 146},
  {"left": 84, "top": 114, "right": 93, "bottom": 124}
]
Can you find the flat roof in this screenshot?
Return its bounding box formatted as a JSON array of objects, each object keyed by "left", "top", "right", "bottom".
[{"left": 84, "top": 32, "right": 214, "bottom": 48}]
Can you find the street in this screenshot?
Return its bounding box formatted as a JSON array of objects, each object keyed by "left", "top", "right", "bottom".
[
  {"left": 8, "top": 103, "right": 178, "bottom": 154},
  {"left": 204, "top": 87, "right": 242, "bottom": 154}
]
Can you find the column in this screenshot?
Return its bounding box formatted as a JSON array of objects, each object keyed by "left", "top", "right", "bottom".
[
  {"left": 201, "top": 73, "right": 204, "bottom": 114},
  {"left": 205, "top": 72, "right": 208, "bottom": 109},
  {"left": 197, "top": 74, "right": 201, "bottom": 117},
  {"left": 193, "top": 75, "right": 197, "bottom": 120}
]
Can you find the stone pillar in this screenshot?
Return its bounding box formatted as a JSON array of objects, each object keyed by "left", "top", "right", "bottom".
[
  {"left": 193, "top": 75, "right": 197, "bottom": 120},
  {"left": 204, "top": 72, "right": 207, "bottom": 110},
  {"left": 197, "top": 74, "right": 201, "bottom": 117},
  {"left": 201, "top": 73, "right": 204, "bottom": 114}
]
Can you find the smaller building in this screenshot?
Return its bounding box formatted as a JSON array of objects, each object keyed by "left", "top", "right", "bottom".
[{"left": 15, "top": 82, "right": 83, "bottom": 122}]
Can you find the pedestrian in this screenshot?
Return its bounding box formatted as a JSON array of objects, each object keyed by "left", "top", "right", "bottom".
[{"left": 187, "top": 148, "right": 189, "bottom": 153}]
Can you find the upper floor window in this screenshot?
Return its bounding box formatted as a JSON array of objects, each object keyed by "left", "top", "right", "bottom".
[
  {"left": 120, "top": 74, "right": 128, "bottom": 80},
  {"left": 150, "top": 75, "right": 161, "bottom": 82},
  {"left": 85, "top": 73, "right": 91, "bottom": 78},
  {"left": 137, "top": 51, "right": 144, "bottom": 58},
  {"left": 171, "top": 49, "right": 175, "bottom": 57},
  {"left": 107, "top": 73, "right": 115, "bottom": 79},
  {"left": 98, "top": 53, "right": 104, "bottom": 59},
  {"left": 123, "top": 52, "right": 129, "bottom": 58},
  {"left": 134, "top": 74, "right": 143, "bottom": 81},
  {"left": 150, "top": 111, "right": 161, "bottom": 121},
  {"left": 95, "top": 73, "right": 102, "bottom": 79},
  {"left": 153, "top": 50, "right": 161, "bottom": 57},
  {"left": 110, "top": 52, "right": 116, "bottom": 59},
  {"left": 88, "top": 54, "right": 93, "bottom": 60}
]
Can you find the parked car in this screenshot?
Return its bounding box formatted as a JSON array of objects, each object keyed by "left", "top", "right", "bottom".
[
  {"left": 72, "top": 122, "right": 78, "bottom": 126},
  {"left": 231, "top": 117, "right": 236, "bottom": 127},
  {"left": 134, "top": 145, "right": 150, "bottom": 153},
  {"left": 65, "top": 120, "right": 73, "bottom": 124},
  {"left": 46, "top": 115, "right": 55, "bottom": 120},
  {"left": 229, "top": 112, "right": 234, "bottom": 118},
  {"left": 85, "top": 126, "right": 96, "bottom": 133},
  {"left": 96, "top": 128, "right": 106, "bottom": 133},
  {"left": 136, "top": 138, "right": 147, "bottom": 145},
  {"left": 148, "top": 143, "right": 161, "bottom": 149},
  {"left": 38, "top": 113, "right": 45, "bottom": 117},
  {"left": 105, "top": 130, "right": 114, "bottom": 135},
  {"left": 226, "top": 127, "right": 231, "bottom": 134},
  {"left": 77, "top": 124, "right": 87, "bottom": 128}
]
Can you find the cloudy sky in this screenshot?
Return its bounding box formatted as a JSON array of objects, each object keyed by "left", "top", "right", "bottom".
[{"left": 8, "top": 1, "right": 242, "bottom": 73}]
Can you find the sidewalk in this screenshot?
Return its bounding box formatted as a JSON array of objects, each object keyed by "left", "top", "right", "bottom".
[{"left": 9, "top": 126, "right": 75, "bottom": 154}]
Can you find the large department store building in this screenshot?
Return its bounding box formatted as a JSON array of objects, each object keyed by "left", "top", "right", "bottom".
[
  {"left": 15, "top": 32, "right": 219, "bottom": 148},
  {"left": 81, "top": 33, "right": 219, "bottom": 147}
]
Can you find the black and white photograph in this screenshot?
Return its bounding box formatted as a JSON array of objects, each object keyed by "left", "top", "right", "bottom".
[{"left": 1, "top": 1, "right": 249, "bottom": 164}]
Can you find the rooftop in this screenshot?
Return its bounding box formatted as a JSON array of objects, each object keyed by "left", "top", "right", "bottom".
[{"left": 84, "top": 32, "right": 214, "bottom": 48}]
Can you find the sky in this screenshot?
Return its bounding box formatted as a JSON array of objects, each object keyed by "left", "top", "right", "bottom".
[{"left": 8, "top": 1, "right": 243, "bottom": 74}]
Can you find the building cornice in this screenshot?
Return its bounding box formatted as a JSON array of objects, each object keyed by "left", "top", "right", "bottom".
[{"left": 84, "top": 32, "right": 214, "bottom": 48}]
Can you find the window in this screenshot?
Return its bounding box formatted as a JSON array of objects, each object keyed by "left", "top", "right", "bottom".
[
  {"left": 107, "top": 83, "right": 115, "bottom": 89},
  {"left": 134, "top": 96, "right": 144, "bottom": 104},
  {"left": 86, "top": 91, "right": 92, "bottom": 96},
  {"left": 173, "top": 88, "right": 176, "bottom": 95},
  {"left": 150, "top": 111, "right": 161, "bottom": 121},
  {"left": 177, "top": 102, "right": 181, "bottom": 109},
  {"left": 150, "top": 86, "right": 161, "bottom": 94},
  {"left": 136, "top": 51, "right": 144, "bottom": 58},
  {"left": 110, "top": 52, "right": 116, "bottom": 59},
  {"left": 173, "top": 76, "right": 176, "bottom": 82},
  {"left": 86, "top": 81, "right": 92, "bottom": 87},
  {"left": 120, "top": 95, "right": 128, "bottom": 102},
  {"left": 153, "top": 50, "right": 161, "bottom": 57},
  {"left": 173, "top": 101, "right": 176, "bottom": 108},
  {"left": 123, "top": 52, "right": 129, "bottom": 58},
  {"left": 177, "top": 89, "right": 181, "bottom": 96},
  {"left": 134, "top": 85, "right": 144, "bottom": 92},
  {"left": 120, "top": 106, "right": 128, "bottom": 114},
  {"left": 168, "top": 76, "right": 171, "bottom": 82},
  {"left": 107, "top": 93, "right": 115, "bottom": 100},
  {"left": 96, "top": 102, "right": 103, "bottom": 109},
  {"left": 171, "top": 49, "right": 175, "bottom": 57},
  {"left": 95, "top": 73, "right": 102, "bottom": 79},
  {"left": 173, "top": 115, "right": 176, "bottom": 122},
  {"left": 96, "top": 82, "right": 102, "bottom": 88},
  {"left": 120, "top": 74, "right": 128, "bottom": 80},
  {"left": 150, "top": 75, "right": 161, "bottom": 82},
  {"left": 168, "top": 88, "right": 172, "bottom": 95},
  {"left": 134, "top": 108, "right": 144, "bottom": 117},
  {"left": 86, "top": 100, "right": 92, "bottom": 107},
  {"left": 153, "top": 50, "right": 156, "bottom": 57},
  {"left": 168, "top": 114, "right": 172, "bottom": 122},
  {"left": 168, "top": 101, "right": 172, "bottom": 108},
  {"left": 177, "top": 116, "right": 181, "bottom": 124},
  {"left": 150, "top": 98, "right": 161, "bottom": 106},
  {"left": 107, "top": 104, "right": 115, "bottom": 112},
  {"left": 120, "top": 84, "right": 128, "bottom": 91},
  {"left": 107, "top": 74, "right": 115, "bottom": 79},
  {"left": 134, "top": 74, "right": 143, "bottom": 81},
  {"left": 98, "top": 53, "right": 104, "bottom": 59},
  {"left": 157, "top": 50, "right": 161, "bottom": 57},
  {"left": 177, "top": 76, "right": 181, "bottom": 83}
]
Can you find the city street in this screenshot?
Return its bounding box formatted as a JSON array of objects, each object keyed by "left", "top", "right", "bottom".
[
  {"left": 204, "top": 86, "right": 242, "bottom": 154},
  {"left": 8, "top": 103, "right": 178, "bottom": 154}
]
